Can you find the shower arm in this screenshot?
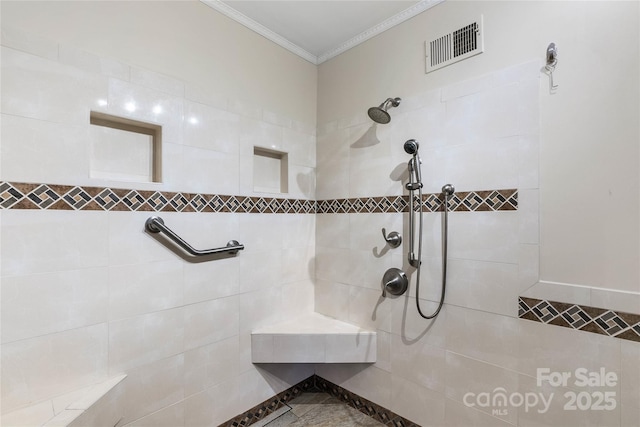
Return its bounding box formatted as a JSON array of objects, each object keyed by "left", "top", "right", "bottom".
[{"left": 145, "top": 216, "right": 244, "bottom": 257}]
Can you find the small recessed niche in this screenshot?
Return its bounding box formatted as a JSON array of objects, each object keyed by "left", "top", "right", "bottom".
[
  {"left": 89, "top": 111, "right": 162, "bottom": 183},
  {"left": 253, "top": 147, "right": 288, "bottom": 194}
]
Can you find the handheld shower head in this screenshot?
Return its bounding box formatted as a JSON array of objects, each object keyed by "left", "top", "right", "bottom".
[
  {"left": 367, "top": 97, "right": 401, "bottom": 124},
  {"left": 404, "top": 139, "right": 419, "bottom": 155},
  {"left": 405, "top": 139, "right": 423, "bottom": 191}
]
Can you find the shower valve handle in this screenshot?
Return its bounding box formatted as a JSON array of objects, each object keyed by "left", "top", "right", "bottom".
[{"left": 382, "top": 228, "right": 402, "bottom": 248}]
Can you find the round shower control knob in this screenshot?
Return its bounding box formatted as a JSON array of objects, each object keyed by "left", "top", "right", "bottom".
[{"left": 382, "top": 268, "right": 408, "bottom": 298}]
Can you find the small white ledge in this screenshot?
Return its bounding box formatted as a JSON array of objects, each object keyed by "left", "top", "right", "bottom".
[{"left": 251, "top": 313, "right": 376, "bottom": 363}]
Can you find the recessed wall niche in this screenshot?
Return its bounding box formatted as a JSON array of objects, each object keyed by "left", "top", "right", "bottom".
[
  {"left": 89, "top": 112, "right": 162, "bottom": 183},
  {"left": 253, "top": 147, "right": 288, "bottom": 194}
]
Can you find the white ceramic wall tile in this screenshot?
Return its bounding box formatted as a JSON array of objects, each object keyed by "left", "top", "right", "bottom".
[
  {"left": 1, "top": 47, "right": 108, "bottom": 125},
  {"left": 390, "top": 333, "right": 446, "bottom": 393},
  {"left": 108, "top": 211, "right": 177, "bottom": 266},
  {"left": 183, "top": 100, "right": 240, "bottom": 154},
  {"left": 390, "top": 375, "right": 445, "bottom": 427},
  {"left": 183, "top": 257, "right": 239, "bottom": 305},
  {"left": 1, "top": 210, "right": 109, "bottom": 276},
  {"left": 1, "top": 399, "right": 55, "bottom": 426},
  {"left": 325, "top": 333, "right": 376, "bottom": 363},
  {"left": 238, "top": 250, "right": 282, "bottom": 293},
  {"left": 122, "top": 355, "right": 184, "bottom": 425},
  {"left": 349, "top": 212, "right": 401, "bottom": 250},
  {"left": 315, "top": 247, "right": 351, "bottom": 283},
  {"left": 422, "top": 136, "right": 519, "bottom": 194},
  {"left": 522, "top": 282, "right": 593, "bottom": 307},
  {"left": 108, "top": 260, "right": 183, "bottom": 321},
  {"left": 59, "top": 45, "right": 129, "bottom": 80},
  {"left": 590, "top": 287, "right": 640, "bottom": 314},
  {"left": 122, "top": 401, "right": 184, "bottom": 427},
  {"left": 42, "top": 409, "right": 83, "bottom": 427},
  {"left": 316, "top": 128, "right": 349, "bottom": 168},
  {"left": 281, "top": 247, "right": 314, "bottom": 284},
  {"left": 375, "top": 330, "right": 392, "bottom": 373},
  {"left": 263, "top": 109, "right": 292, "bottom": 128},
  {"left": 315, "top": 158, "right": 349, "bottom": 200},
  {"left": 348, "top": 248, "right": 394, "bottom": 290},
  {"left": 348, "top": 286, "right": 392, "bottom": 332},
  {"left": 288, "top": 164, "right": 316, "bottom": 199},
  {"left": 314, "top": 279, "right": 350, "bottom": 322},
  {"left": 316, "top": 363, "right": 392, "bottom": 409},
  {"left": 130, "top": 67, "right": 184, "bottom": 97},
  {"left": 227, "top": 99, "right": 262, "bottom": 120},
  {"left": 446, "top": 211, "right": 520, "bottom": 264},
  {"left": 1, "top": 324, "right": 108, "bottom": 413},
  {"left": 272, "top": 335, "right": 325, "bottom": 363},
  {"left": 1, "top": 268, "right": 108, "bottom": 343},
  {"left": 516, "top": 78, "right": 540, "bottom": 135},
  {"left": 518, "top": 189, "right": 539, "bottom": 244},
  {"left": 238, "top": 213, "right": 283, "bottom": 253},
  {"left": 184, "top": 336, "right": 240, "bottom": 397},
  {"left": 238, "top": 290, "right": 283, "bottom": 371},
  {"left": 183, "top": 377, "right": 243, "bottom": 427},
  {"left": 390, "top": 297, "right": 447, "bottom": 349},
  {"left": 519, "top": 243, "right": 540, "bottom": 293},
  {"left": 517, "top": 373, "right": 620, "bottom": 427},
  {"left": 620, "top": 341, "right": 640, "bottom": 409},
  {"left": 67, "top": 376, "right": 126, "bottom": 427},
  {"left": 239, "top": 116, "right": 283, "bottom": 156},
  {"left": 518, "top": 134, "right": 540, "bottom": 190},
  {"left": 106, "top": 78, "right": 183, "bottom": 144},
  {"left": 108, "top": 308, "right": 184, "bottom": 374},
  {"left": 316, "top": 213, "right": 350, "bottom": 249},
  {"left": 445, "top": 305, "right": 520, "bottom": 371},
  {"left": 184, "top": 83, "right": 227, "bottom": 111},
  {"left": 445, "top": 351, "right": 519, "bottom": 424},
  {"left": 441, "top": 73, "right": 494, "bottom": 101},
  {"left": 0, "top": 26, "right": 59, "bottom": 60},
  {"left": 282, "top": 214, "right": 315, "bottom": 248},
  {"left": 1, "top": 114, "right": 90, "bottom": 184},
  {"left": 158, "top": 141, "right": 183, "bottom": 191},
  {"left": 518, "top": 318, "right": 621, "bottom": 381},
  {"left": 183, "top": 297, "right": 239, "bottom": 351},
  {"left": 180, "top": 146, "right": 239, "bottom": 194},
  {"left": 444, "top": 399, "right": 514, "bottom": 427},
  {"left": 444, "top": 258, "right": 519, "bottom": 317},
  {"left": 283, "top": 127, "right": 315, "bottom": 168},
  {"left": 281, "top": 280, "right": 315, "bottom": 320}
]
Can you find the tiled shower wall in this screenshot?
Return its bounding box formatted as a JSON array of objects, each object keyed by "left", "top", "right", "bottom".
[
  {"left": 314, "top": 62, "right": 640, "bottom": 426},
  {"left": 0, "top": 35, "right": 316, "bottom": 425}
]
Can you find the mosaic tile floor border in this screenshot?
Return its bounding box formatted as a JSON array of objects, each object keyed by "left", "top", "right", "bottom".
[
  {"left": 519, "top": 297, "right": 640, "bottom": 343},
  {"left": 220, "top": 374, "right": 419, "bottom": 427},
  {"left": 0, "top": 181, "right": 517, "bottom": 214}
]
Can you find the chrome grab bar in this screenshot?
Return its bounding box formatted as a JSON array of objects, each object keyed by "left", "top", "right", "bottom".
[{"left": 145, "top": 216, "right": 244, "bottom": 256}]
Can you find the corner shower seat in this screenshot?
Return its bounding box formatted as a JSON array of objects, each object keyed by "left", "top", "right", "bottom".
[{"left": 251, "top": 312, "right": 376, "bottom": 363}]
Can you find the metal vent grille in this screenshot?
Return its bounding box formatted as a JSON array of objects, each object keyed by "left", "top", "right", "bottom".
[{"left": 426, "top": 16, "right": 484, "bottom": 73}]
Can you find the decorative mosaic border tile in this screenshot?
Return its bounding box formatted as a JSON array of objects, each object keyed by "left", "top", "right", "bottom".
[
  {"left": 220, "top": 374, "right": 419, "bottom": 427},
  {"left": 1, "top": 181, "right": 517, "bottom": 214},
  {"left": 316, "top": 189, "right": 518, "bottom": 213},
  {"left": 519, "top": 297, "right": 640, "bottom": 343},
  {"left": 0, "top": 182, "right": 316, "bottom": 214}
]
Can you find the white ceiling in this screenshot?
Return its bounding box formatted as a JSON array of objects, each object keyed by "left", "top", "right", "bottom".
[{"left": 201, "top": 0, "right": 443, "bottom": 64}]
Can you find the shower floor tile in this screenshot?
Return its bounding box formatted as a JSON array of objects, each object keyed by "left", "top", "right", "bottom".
[{"left": 263, "top": 392, "right": 385, "bottom": 427}]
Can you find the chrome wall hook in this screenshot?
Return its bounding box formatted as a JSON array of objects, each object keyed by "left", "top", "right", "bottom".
[
  {"left": 382, "top": 228, "right": 402, "bottom": 248},
  {"left": 545, "top": 42, "right": 559, "bottom": 91}
]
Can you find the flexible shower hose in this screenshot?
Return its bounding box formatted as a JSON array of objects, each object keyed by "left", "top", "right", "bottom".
[{"left": 414, "top": 186, "right": 450, "bottom": 319}]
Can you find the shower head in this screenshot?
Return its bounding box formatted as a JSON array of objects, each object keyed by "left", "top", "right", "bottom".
[
  {"left": 404, "top": 139, "right": 419, "bottom": 155},
  {"left": 367, "top": 97, "right": 401, "bottom": 124}
]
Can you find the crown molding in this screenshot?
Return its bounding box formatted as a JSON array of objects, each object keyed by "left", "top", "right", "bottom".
[
  {"left": 317, "top": 0, "right": 444, "bottom": 64},
  {"left": 201, "top": 0, "right": 444, "bottom": 65},
  {"left": 201, "top": 0, "right": 319, "bottom": 64}
]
